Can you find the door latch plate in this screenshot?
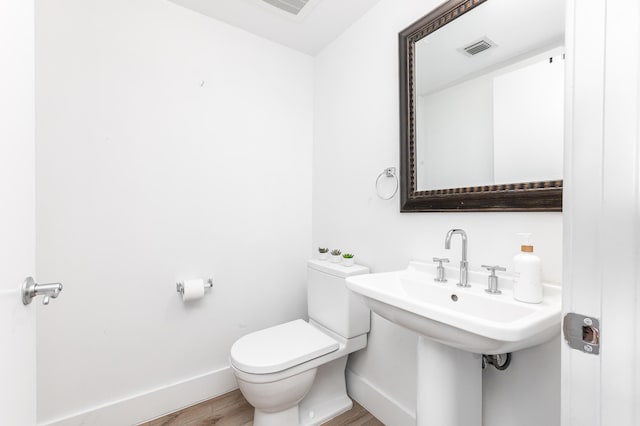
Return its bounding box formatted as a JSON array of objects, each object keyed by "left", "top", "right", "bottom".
[{"left": 563, "top": 313, "right": 600, "bottom": 355}]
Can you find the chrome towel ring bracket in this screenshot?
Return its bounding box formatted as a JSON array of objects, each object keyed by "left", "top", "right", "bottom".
[{"left": 376, "top": 167, "right": 399, "bottom": 200}]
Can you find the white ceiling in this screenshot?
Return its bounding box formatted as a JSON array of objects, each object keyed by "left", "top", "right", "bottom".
[{"left": 167, "top": 0, "right": 382, "bottom": 55}]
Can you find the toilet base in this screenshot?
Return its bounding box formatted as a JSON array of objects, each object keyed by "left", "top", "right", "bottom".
[
  {"left": 254, "top": 406, "right": 299, "bottom": 426},
  {"left": 237, "top": 368, "right": 317, "bottom": 426},
  {"left": 298, "top": 355, "right": 353, "bottom": 426},
  {"left": 299, "top": 395, "right": 352, "bottom": 426},
  {"left": 247, "top": 355, "right": 354, "bottom": 426}
]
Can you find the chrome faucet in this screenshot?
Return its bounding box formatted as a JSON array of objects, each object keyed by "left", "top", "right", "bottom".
[{"left": 444, "top": 229, "right": 469, "bottom": 287}]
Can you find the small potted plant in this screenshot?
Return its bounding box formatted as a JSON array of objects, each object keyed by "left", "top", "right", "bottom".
[
  {"left": 330, "top": 249, "right": 342, "bottom": 263},
  {"left": 318, "top": 247, "right": 329, "bottom": 260},
  {"left": 342, "top": 253, "right": 355, "bottom": 267}
]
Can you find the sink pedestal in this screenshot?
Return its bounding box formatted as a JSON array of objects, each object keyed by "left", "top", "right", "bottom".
[{"left": 417, "top": 336, "right": 482, "bottom": 426}]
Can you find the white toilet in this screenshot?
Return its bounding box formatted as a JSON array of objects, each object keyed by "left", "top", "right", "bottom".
[{"left": 230, "top": 259, "right": 370, "bottom": 426}]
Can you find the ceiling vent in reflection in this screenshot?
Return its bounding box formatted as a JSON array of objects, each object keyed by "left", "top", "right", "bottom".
[
  {"left": 459, "top": 37, "right": 497, "bottom": 57},
  {"left": 262, "top": 0, "right": 310, "bottom": 15}
]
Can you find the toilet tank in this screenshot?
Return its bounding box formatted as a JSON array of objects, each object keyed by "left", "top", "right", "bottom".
[{"left": 307, "top": 259, "right": 370, "bottom": 338}]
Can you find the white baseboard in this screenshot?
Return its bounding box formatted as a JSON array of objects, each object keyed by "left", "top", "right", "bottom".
[
  {"left": 38, "top": 366, "right": 237, "bottom": 426},
  {"left": 39, "top": 366, "right": 413, "bottom": 426},
  {"left": 346, "top": 368, "right": 415, "bottom": 426}
]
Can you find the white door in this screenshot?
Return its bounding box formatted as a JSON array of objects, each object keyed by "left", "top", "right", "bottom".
[
  {"left": 563, "top": 0, "right": 640, "bottom": 424},
  {"left": 0, "top": 0, "right": 36, "bottom": 424}
]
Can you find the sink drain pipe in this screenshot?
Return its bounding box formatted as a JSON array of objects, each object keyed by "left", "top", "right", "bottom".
[{"left": 482, "top": 353, "right": 512, "bottom": 370}]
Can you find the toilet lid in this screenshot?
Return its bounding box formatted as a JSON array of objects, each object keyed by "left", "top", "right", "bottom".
[{"left": 230, "top": 319, "right": 339, "bottom": 374}]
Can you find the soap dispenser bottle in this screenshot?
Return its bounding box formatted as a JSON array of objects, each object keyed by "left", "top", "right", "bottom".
[{"left": 513, "top": 233, "right": 543, "bottom": 303}]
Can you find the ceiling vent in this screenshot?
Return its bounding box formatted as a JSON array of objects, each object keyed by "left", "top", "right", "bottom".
[
  {"left": 261, "top": 0, "right": 310, "bottom": 15},
  {"left": 459, "top": 37, "right": 496, "bottom": 57}
]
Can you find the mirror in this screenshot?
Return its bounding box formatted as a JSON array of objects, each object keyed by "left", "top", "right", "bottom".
[{"left": 399, "top": 0, "right": 565, "bottom": 212}]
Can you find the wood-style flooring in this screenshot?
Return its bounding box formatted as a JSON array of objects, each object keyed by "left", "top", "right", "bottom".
[{"left": 140, "top": 389, "right": 384, "bottom": 426}]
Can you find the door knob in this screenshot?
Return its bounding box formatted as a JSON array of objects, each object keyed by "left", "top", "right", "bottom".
[{"left": 21, "top": 277, "right": 63, "bottom": 306}]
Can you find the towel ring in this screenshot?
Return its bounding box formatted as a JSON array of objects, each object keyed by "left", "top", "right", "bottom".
[{"left": 376, "top": 167, "right": 399, "bottom": 200}]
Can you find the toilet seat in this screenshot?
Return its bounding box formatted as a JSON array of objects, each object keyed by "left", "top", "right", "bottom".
[{"left": 230, "top": 319, "right": 339, "bottom": 374}]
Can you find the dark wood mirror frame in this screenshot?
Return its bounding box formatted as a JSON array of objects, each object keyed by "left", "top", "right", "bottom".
[{"left": 398, "top": 0, "right": 563, "bottom": 212}]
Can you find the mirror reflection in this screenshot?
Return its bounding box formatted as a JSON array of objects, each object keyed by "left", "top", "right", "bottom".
[{"left": 413, "top": 0, "right": 565, "bottom": 191}]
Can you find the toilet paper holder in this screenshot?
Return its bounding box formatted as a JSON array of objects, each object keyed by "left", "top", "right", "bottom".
[{"left": 176, "top": 278, "right": 213, "bottom": 295}]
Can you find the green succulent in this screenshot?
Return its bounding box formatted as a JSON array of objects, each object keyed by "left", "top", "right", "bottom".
[
  {"left": 330, "top": 249, "right": 342, "bottom": 256},
  {"left": 318, "top": 247, "right": 329, "bottom": 253},
  {"left": 342, "top": 253, "right": 354, "bottom": 259}
]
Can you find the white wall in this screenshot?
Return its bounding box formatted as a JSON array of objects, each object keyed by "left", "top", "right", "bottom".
[
  {"left": 494, "top": 53, "right": 564, "bottom": 184},
  {"left": 35, "top": 0, "right": 313, "bottom": 424},
  {"left": 417, "top": 77, "right": 494, "bottom": 190},
  {"left": 313, "top": 0, "right": 562, "bottom": 425}
]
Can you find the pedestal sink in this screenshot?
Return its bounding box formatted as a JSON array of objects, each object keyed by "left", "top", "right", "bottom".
[{"left": 346, "top": 260, "right": 561, "bottom": 426}]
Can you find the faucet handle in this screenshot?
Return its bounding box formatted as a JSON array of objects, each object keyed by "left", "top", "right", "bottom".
[
  {"left": 433, "top": 258, "right": 449, "bottom": 283},
  {"left": 482, "top": 265, "right": 506, "bottom": 274},
  {"left": 481, "top": 265, "right": 506, "bottom": 294}
]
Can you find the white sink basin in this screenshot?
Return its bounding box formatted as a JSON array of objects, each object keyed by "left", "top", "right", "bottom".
[{"left": 346, "top": 260, "right": 561, "bottom": 354}]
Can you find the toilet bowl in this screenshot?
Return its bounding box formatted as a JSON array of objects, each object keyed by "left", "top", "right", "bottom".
[{"left": 229, "top": 260, "right": 370, "bottom": 426}]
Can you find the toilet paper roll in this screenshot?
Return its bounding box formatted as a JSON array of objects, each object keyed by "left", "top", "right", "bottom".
[{"left": 181, "top": 278, "right": 205, "bottom": 302}]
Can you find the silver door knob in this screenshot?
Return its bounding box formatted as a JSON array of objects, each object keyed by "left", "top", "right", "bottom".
[{"left": 22, "top": 277, "right": 63, "bottom": 306}]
